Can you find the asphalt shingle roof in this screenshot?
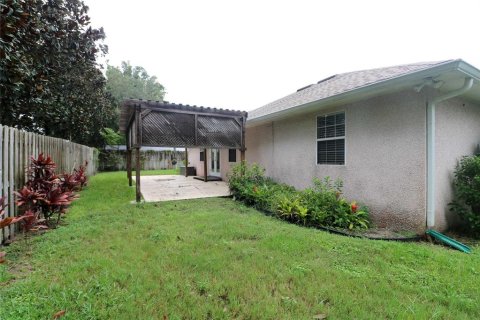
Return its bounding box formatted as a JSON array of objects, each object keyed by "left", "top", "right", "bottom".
[{"left": 248, "top": 60, "right": 452, "bottom": 120}]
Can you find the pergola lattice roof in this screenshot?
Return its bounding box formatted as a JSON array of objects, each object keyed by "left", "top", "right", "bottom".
[{"left": 119, "top": 99, "right": 247, "bottom": 149}]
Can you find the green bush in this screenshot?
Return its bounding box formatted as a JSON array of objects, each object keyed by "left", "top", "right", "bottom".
[
  {"left": 450, "top": 155, "right": 480, "bottom": 236},
  {"left": 301, "top": 177, "right": 342, "bottom": 226},
  {"left": 99, "top": 150, "right": 123, "bottom": 171},
  {"left": 228, "top": 163, "right": 294, "bottom": 211},
  {"left": 228, "top": 162, "right": 370, "bottom": 230},
  {"left": 276, "top": 193, "right": 309, "bottom": 225}
]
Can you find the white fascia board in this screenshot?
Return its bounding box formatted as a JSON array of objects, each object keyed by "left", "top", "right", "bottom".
[{"left": 457, "top": 60, "right": 480, "bottom": 81}]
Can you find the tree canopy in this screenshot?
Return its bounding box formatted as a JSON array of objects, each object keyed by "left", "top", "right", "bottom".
[
  {"left": 0, "top": 0, "right": 116, "bottom": 147},
  {"left": 100, "top": 127, "right": 123, "bottom": 146},
  {"left": 106, "top": 61, "right": 166, "bottom": 103}
]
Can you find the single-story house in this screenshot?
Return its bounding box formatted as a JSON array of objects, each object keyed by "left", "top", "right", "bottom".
[{"left": 189, "top": 59, "right": 480, "bottom": 232}]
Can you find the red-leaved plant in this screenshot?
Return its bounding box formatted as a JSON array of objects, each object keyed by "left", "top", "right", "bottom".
[
  {"left": 15, "top": 154, "right": 85, "bottom": 230},
  {"left": 0, "top": 197, "right": 28, "bottom": 264},
  {"left": 2, "top": 156, "right": 87, "bottom": 263},
  {"left": 0, "top": 196, "right": 27, "bottom": 230},
  {"left": 61, "top": 172, "right": 80, "bottom": 193},
  {"left": 73, "top": 162, "right": 88, "bottom": 189}
]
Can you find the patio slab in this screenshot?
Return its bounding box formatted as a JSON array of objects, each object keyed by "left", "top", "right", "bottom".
[{"left": 135, "top": 175, "right": 230, "bottom": 202}]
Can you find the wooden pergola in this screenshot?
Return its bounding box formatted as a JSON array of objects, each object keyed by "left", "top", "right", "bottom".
[{"left": 119, "top": 99, "right": 247, "bottom": 202}]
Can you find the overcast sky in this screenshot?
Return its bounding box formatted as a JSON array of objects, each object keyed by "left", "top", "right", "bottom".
[{"left": 85, "top": 0, "right": 480, "bottom": 111}]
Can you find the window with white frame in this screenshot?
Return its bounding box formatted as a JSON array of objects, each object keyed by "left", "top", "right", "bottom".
[{"left": 317, "top": 112, "right": 345, "bottom": 165}]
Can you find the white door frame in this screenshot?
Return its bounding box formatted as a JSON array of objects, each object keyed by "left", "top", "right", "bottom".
[{"left": 210, "top": 148, "right": 221, "bottom": 177}]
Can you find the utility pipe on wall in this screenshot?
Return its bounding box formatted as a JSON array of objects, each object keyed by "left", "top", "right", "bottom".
[{"left": 426, "top": 77, "right": 474, "bottom": 229}]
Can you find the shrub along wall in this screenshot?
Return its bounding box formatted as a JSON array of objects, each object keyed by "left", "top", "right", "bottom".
[
  {"left": 450, "top": 154, "right": 480, "bottom": 237},
  {"left": 0, "top": 125, "right": 97, "bottom": 243},
  {"left": 228, "top": 163, "right": 370, "bottom": 230}
]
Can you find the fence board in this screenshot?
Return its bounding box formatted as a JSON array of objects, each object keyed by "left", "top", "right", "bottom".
[
  {"left": 0, "top": 125, "right": 4, "bottom": 242},
  {"left": 100, "top": 149, "right": 185, "bottom": 171},
  {"left": 0, "top": 125, "right": 97, "bottom": 243},
  {"left": 3, "top": 126, "right": 10, "bottom": 241},
  {"left": 9, "top": 128, "right": 14, "bottom": 238}
]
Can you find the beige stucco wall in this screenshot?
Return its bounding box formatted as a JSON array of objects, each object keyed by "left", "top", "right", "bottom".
[
  {"left": 187, "top": 147, "right": 240, "bottom": 180},
  {"left": 246, "top": 89, "right": 428, "bottom": 232},
  {"left": 219, "top": 148, "right": 240, "bottom": 181},
  {"left": 245, "top": 124, "right": 274, "bottom": 177},
  {"left": 435, "top": 97, "right": 480, "bottom": 230},
  {"left": 187, "top": 148, "right": 203, "bottom": 176}
]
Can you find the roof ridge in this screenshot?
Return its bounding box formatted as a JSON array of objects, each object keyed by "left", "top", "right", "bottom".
[
  {"left": 288, "top": 60, "right": 456, "bottom": 97},
  {"left": 336, "top": 60, "right": 454, "bottom": 77}
]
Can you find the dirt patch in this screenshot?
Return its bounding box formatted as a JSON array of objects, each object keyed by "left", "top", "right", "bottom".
[
  {"left": 443, "top": 230, "right": 480, "bottom": 247},
  {"left": 320, "top": 226, "right": 421, "bottom": 241}
]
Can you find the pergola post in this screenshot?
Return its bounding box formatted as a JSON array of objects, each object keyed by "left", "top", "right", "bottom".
[
  {"left": 135, "top": 147, "right": 141, "bottom": 202},
  {"left": 240, "top": 115, "right": 246, "bottom": 162},
  {"left": 184, "top": 147, "right": 189, "bottom": 177},
  {"left": 203, "top": 148, "right": 208, "bottom": 182},
  {"left": 135, "top": 105, "right": 142, "bottom": 202},
  {"left": 125, "top": 119, "right": 132, "bottom": 187},
  {"left": 127, "top": 149, "right": 132, "bottom": 186}
]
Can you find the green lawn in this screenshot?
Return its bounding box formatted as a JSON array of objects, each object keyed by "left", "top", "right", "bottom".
[{"left": 1, "top": 172, "right": 479, "bottom": 319}]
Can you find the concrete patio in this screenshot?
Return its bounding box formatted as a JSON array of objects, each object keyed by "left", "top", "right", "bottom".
[{"left": 135, "top": 175, "right": 230, "bottom": 202}]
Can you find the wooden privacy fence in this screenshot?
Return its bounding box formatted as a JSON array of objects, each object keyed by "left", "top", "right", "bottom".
[
  {"left": 99, "top": 149, "right": 185, "bottom": 171},
  {"left": 0, "top": 124, "right": 97, "bottom": 243}
]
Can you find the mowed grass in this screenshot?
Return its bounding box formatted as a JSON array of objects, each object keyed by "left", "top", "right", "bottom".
[{"left": 1, "top": 172, "right": 480, "bottom": 319}]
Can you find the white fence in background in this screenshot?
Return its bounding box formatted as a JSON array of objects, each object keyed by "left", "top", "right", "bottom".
[{"left": 0, "top": 124, "right": 97, "bottom": 243}]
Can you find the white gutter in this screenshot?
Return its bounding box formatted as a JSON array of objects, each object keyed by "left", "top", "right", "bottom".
[{"left": 426, "top": 77, "right": 474, "bottom": 229}]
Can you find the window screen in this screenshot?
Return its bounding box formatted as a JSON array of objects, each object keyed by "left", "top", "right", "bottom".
[
  {"left": 317, "top": 112, "right": 345, "bottom": 165},
  {"left": 228, "top": 149, "right": 237, "bottom": 162},
  {"left": 200, "top": 151, "right": 205, "bottom": 161}
]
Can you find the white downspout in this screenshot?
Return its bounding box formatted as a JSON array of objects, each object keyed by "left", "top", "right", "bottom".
[{"left": 426, "top": 77, "right": 474, "bottom": 229}]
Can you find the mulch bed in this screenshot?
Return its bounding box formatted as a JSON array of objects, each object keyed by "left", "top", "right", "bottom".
[{"left": 318, "top": 226, "right": 422, "bottom": 241}]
